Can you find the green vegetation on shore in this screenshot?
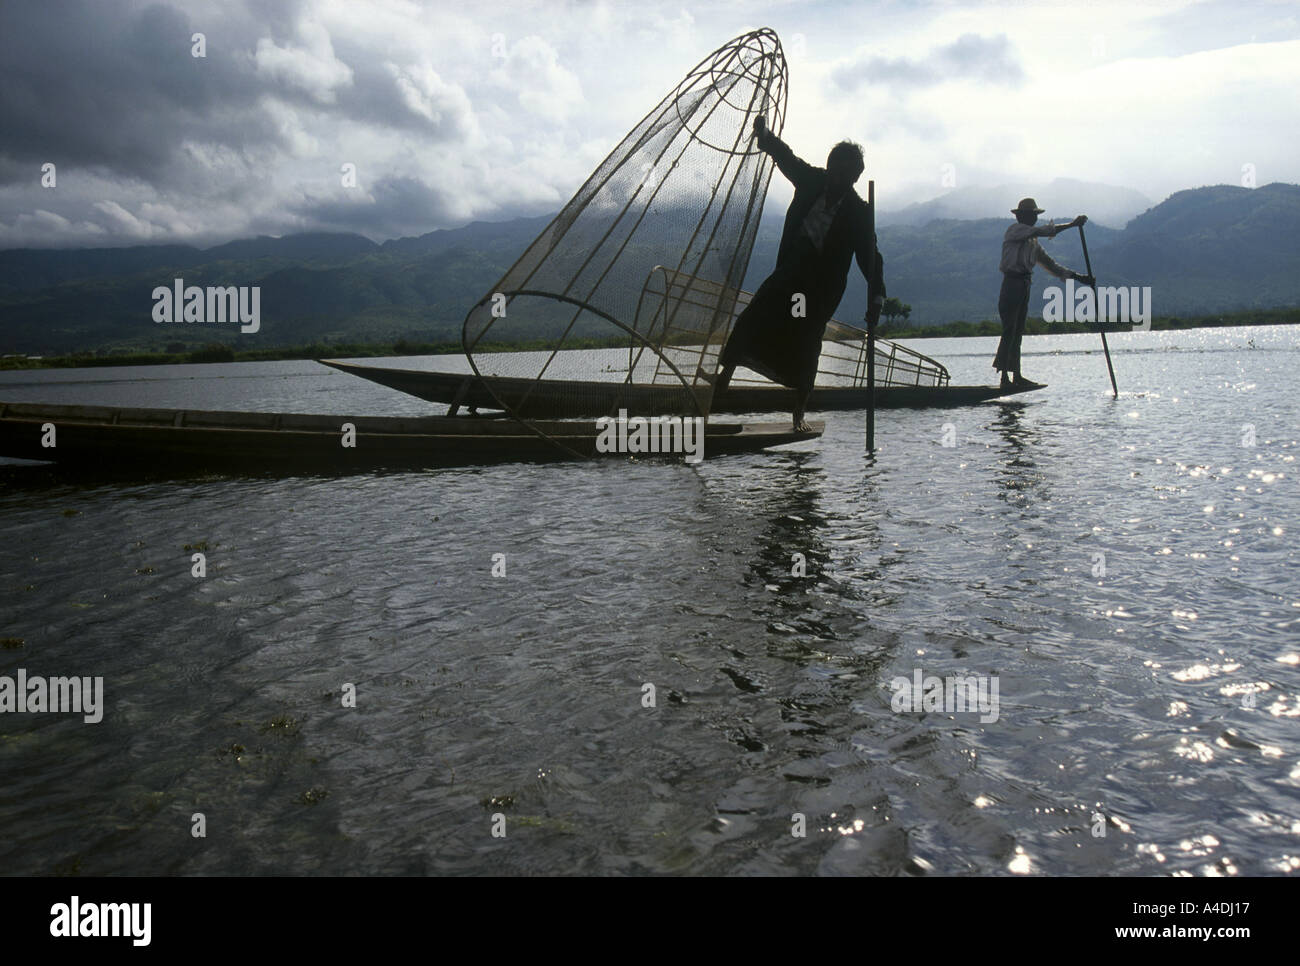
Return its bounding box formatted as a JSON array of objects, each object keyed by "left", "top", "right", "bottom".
[
  {"left": 878, "top": 306, "right": 1300, "bottom": 340},
  {"left": 0, "top": 336, "right": 628, "bottom": 370},
  {"left": 2, "top": 307, "right": 1295, "bottom": 371}
]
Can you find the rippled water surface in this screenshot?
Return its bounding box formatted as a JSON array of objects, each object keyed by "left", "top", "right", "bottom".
[{"left": 1, "top": 326, "right": 1297, "bottom": 875}]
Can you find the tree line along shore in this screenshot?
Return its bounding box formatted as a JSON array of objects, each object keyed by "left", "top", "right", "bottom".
[{"left": 2, "top": 307, "right": 1296, "bottom": 371}]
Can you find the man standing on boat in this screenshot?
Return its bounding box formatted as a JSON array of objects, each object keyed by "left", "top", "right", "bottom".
[
  {"left": 994, "top": 199, "right": 1092, "bottom": 390},
  {"left": 714, "top": 116, "right": 885, "bottom": 432}
]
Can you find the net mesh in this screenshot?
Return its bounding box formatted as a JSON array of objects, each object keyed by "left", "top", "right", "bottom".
[
  {"left": 816, "top": 319, "right": 951, "bottom": 388},
  {"left": 462, "top": 29, "right": 788, "bottom": 445},
  {"left": 641, "top": 267, "right": 951, "bottom": 391}
]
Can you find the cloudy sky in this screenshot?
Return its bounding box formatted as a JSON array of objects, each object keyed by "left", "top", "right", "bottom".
[{"left": 1, "top": 0, "right": 1296, "bottom": 248}]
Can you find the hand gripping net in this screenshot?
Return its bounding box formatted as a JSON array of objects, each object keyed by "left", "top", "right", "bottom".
[{"left": 461, "top": 29, "right": 788, "bottom": 451}]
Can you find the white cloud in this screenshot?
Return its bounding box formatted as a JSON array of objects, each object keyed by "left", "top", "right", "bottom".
[
  {"left": 831, "top": 33, "right": 1025, "bottom": 92},
  {"left": 0, "top": 209, "right": 105, "bottom": 246},
  {"left": 258, "top": 97, "right": 321, "bottom": 158},
  {"left": 385, "top": 62, "right": 476, "bottom": 135},
  {"left": 26, "top": 209, "right": 71, "bottom": 231},
  {"left": 138, "top": 201, "right": 199, "bottom": 238},
  {"left": 254, "top": 19, "right": 354, "bottom": 104},
  {"left": 491, "top": 35, "right": 585, "bottom": 122},
  {"left": 91, "top": 200, "right": 154, "bottom": 239}
]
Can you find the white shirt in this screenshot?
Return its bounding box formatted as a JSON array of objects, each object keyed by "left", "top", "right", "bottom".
[
  {"left": 1000, "top": 222, "right": 1071, "bottom": 279},
  {"left": 801, "top": 191, "right": 845, "bottom": 251}
]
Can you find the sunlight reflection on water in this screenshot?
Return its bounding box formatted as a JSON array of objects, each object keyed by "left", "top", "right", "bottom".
[{"left": 0, "top": 326, "right": 1296, "bottom": 874}]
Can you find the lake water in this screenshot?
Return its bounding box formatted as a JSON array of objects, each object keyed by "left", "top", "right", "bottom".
[{"left": 1, "top": 325, "right": 1297, "bottom": 875}]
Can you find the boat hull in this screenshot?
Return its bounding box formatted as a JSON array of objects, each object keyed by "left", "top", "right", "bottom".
[
  {"left": 319, "top": 360, "right": 1041, "bottom": 416},
  {"left": 0, "top": 401, "right": 820, "bottom": 474}
]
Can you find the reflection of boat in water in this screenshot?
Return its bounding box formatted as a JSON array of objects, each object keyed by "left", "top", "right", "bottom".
[{"left": 0, "top": 401, "right": 821, "bottom": 471}]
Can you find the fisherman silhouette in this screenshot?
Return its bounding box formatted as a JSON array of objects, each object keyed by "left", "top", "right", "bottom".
[
  {"left": 714, "top": 116, "right": 885, "bottom": 432},
  {"left": 994, "top": 199, "right": 1093, "bottom": 390}
]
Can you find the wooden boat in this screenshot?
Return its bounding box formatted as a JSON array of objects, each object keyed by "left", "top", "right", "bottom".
[
  {"left": 326, "top": 269, "right": 1041, "bottom": 416},
  {"left": 0, "top": 401, "right": 821, "bottom": 473},
  {"left": 319, "top": 360, "right": 1041, "bottom": 417}
]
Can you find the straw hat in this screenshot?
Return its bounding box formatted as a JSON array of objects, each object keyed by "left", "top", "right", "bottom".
[{"left": 1012, "top": 197, "right": 1045, "bottom": 215}]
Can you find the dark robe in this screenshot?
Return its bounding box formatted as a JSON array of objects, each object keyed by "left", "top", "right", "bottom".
[{"left": 720, "top": 131, "right": 886, "bottom": 392}]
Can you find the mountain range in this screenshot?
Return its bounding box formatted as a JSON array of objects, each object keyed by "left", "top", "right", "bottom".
[
  {"left": 1, "top": 184, "right": 1296, "bottom": 356},
  {"left": 876, "top": 178, "right": 1153, "bottom": 229}
]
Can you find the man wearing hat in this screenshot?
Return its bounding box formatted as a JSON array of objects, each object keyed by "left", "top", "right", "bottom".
[{"left": 995, "top": 199, "right": 1092, "bottom": 389}]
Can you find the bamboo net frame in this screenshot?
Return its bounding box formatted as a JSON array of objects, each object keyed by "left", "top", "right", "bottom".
[
  {"left": 461, "top": 29, "right": 789, "bottom": 453},
  {"left": 632, "top": 266, "right": 950, "bottom": 390}
]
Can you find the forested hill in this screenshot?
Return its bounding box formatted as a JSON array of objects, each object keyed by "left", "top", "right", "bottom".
[{"left": 1, "top": 185, "right": 1296, "bottom": 355}]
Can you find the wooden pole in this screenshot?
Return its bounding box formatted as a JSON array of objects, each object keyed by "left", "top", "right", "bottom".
[
  {"left": 866, "top": 179, "right": 876, "bottom": 453},
  {"left": 1078, "top": 224, "right": 1118, "bottom": 398}
]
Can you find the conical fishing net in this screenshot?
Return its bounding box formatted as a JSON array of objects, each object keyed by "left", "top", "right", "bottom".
[{"left": 461, "top": 29, "right": 788, "bottom": 449}]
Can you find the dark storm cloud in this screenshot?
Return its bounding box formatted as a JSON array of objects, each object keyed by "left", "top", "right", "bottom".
[
  {"left": 0, "top": 0, "right": 499, "bottom": 247},
  {"left": 0, "top": 0, "right": 469, "bottom": 197},
  {"left": 292, "top": 175, "right": 464, "bottom": 238},
  {"left": 831, "top": 33, "right": 1026, "bottom": 93},
  {"left": 327, "top": 46, "right": 476, "bottom": 139},
  {"left": 0, "top": 1, "right": 263, "bottom": 183}
]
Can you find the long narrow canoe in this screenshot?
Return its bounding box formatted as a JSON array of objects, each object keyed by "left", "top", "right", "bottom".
[
  {"left": 0, "top": 401, "right": 820, "bottom": 473},
  {"left": 319, "top": 361, "right": 1041, "bottom": 417}
]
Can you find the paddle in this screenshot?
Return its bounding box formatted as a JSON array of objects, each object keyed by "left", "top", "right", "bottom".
[
  {"left": 1077, "top": 223, "right": 1118, "bottom": 398},
  {"left": 866, "top": 179, "right": 877, "bottom": 453}
]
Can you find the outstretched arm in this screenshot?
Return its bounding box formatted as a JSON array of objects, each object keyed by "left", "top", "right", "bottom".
[
  {"left": 752, "top": 115, "right": 818, "bottom": 190},
  {"left": 1030, "top": 214, "right": 1088, "bottom": 239},
  {"left": 1035, "top": 245, "right": 1091, "bottom": 284}
]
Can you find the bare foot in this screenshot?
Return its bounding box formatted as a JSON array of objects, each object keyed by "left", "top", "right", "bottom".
[{"left": 793, "top": 415, "right": 812, "bottom": 433}]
